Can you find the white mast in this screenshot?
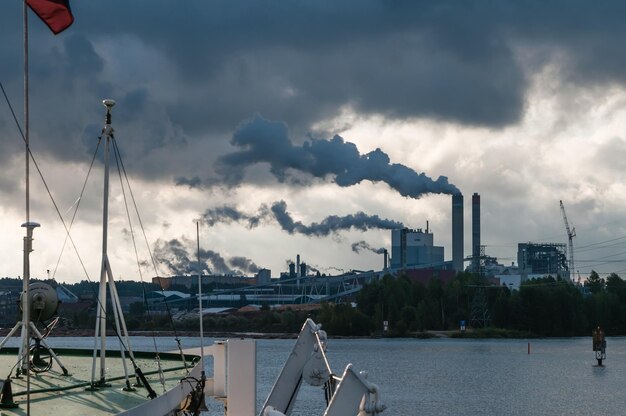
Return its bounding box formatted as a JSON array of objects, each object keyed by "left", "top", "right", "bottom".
[
  {"left": 197, "top": 222, "right": 205, "bottom": 378},
  {"left": 0, "top": 1, "right": 67, "bottom": 396},
  {"left": 90, "top": 99, "right": 136, "bottom": 391},
  {"left": 22, "top": 3, "right": 32, "bottom": 413}
]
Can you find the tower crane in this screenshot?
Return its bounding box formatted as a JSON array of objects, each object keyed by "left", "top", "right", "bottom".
[{"left": 559, "top": 200, "right": 576, "bottom": 279}]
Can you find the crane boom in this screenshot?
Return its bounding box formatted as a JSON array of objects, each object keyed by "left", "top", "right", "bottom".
[{"left": 559, "top": 200, "right": 576, "bottom": 279}]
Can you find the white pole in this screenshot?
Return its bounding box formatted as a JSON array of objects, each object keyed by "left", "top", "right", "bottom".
[
  {"left": 94, "top": 100, "right": 116, "bottom": 385},
  {"left": 197, "top": 222, "right": 205, "bottom": 377},
  {"left": 22, "top": 1, "right": 31, "bottom": 413}
]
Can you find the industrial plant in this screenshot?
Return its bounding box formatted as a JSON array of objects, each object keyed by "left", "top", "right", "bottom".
[
  {"left": 144, "top": 192, "right": 575, "bottom": 310},
  {"left": 0, "top": 191, "right": 576, "bottom": 323}
]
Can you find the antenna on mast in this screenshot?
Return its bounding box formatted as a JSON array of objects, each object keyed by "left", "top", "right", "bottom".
[{"left": 89, "top": 99, "right": 137, "bottom": 392}]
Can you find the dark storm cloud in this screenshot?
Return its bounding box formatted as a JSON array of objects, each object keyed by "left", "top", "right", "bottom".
[
  {"left": 218, "top": 115, "right": 459, "bottom": 196},
  {"left": 152, "top": 237, "right": 260, "bottom": 275},
  {"left": 175, "top": 176, "right": 202, "bottom": 188},
  {"left": 201, "top": 200, "right": 404, "bottom": 237},
  {"left": 46, "top": 0, "right": 626, "bottom": 131},
  {"left": 4, "top": 1, "right": 626, "bottom": 183}
]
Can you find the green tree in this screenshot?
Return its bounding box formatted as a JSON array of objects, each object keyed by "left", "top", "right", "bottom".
[
  {"left": 586, "top": 270, "right": 605, "bottom": 294},
  {"left": 400, "top": 305, "right": 418, "bottom": 331},
  {"left": 129, "top": 301, "right": 146, "bottom": 316},
  {"left": 606, "top": 273, "right": 626, "bottom": 297}
]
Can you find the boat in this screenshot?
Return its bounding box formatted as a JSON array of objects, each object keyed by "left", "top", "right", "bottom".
[
  {"left": 0, "top": 97, "right": 386, "bottom": 416},
  {"left": 0, "top": 99, "right": 208, "bottom": 416},
  {"left": 0, "top": 4, "right": 386, "bottom": 415}
]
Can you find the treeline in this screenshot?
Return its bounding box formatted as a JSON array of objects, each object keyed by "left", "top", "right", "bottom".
[{"left": 317, "top": 271, "right": 626, "bottom": 337}]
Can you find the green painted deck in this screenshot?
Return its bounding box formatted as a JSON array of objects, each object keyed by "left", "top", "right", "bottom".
[{"left": 0, "top": 348, "right": 199, "bottom": 416}]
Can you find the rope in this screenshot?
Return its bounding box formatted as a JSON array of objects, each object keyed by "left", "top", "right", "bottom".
[
  {"left": 1, "top": 83, "right": 150, "bottom": 387},
  {"left": 1, "top": 79, "right": 93, "bottom": 283},
  {"left": 2, "top": 81, "right": 188, "bottom": 392},
  {"left": 111, "top": 137, "right": 188, "bottom": 371},
  {"left": 112, "top": 141, "right": 166, "bottom": 390},
  {"left": 50, "top": 138, "right": 102, "bottom": 281},
  {"left": 156, "top": 355, "right": 166, "bottom": 392}
]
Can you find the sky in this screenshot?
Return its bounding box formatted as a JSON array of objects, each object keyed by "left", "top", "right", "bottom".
[{"left": 2, "top": 1, "right": 626, "bottom": 283}]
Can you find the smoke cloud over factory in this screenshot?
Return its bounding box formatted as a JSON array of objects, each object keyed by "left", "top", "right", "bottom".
[
  {"left": 201, "top": 200, "right": 404, "bottom": 237},
  {"left": 153, "top": 238, "right": 260, "bottom": 275},
  {"left": 351, "top": 241, "right": 386, "bottom": 255},
  {"left": 216, "top": 115, "right": 459, "bottom": 198}
]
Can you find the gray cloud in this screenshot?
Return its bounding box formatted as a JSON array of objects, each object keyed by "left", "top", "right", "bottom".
[
  {"left": 59, "top": 2, "right": 626, "bottom": 129},
  {"left": 175, "top": 176, "right": 202, "bottom": 188},
  {"left": 5, "top": 1, "right": 626, "bottom": 281},
  {"left": 3, "top": 1, "right": 626, "bottom": 185},
  {"left": 593, "top": 137, "right": 626, "bottom": 174},
  {"left": 217, "top": 115, "right": 459, "bottom": 196},
  {"left": 200, "top": 200, "right": 403, "bottom": 237}
]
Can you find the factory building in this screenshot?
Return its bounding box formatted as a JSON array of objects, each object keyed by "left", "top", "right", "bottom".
[
  {"left": 517, "top": 242, "right": 569, "bottom": 279},
  {"left": 152, "top": 274, "right": 256, "bottom": 289},
  {"left": 255, "top": 268, "right": 271, "bottom": 285},
  {"left": 390, "top": 228, "right": 444, "bottom": 269}
]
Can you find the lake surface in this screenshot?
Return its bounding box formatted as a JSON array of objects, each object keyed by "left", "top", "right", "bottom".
[{"left": 6, "top": 335, "right": 626, "bottom": 415}]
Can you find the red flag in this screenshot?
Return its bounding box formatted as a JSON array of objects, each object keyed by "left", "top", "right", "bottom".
[{"left": 26, "top": 0, "right": 74, "bottom": 35}]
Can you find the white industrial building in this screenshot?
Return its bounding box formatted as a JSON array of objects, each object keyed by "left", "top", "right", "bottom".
[{"left": 390, "top": 228, "right": 444, "bottom": 269}]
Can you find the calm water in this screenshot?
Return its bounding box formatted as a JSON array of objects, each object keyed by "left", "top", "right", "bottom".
[{"left": 6, "top": 335, "right": 626, "bottom": 415}]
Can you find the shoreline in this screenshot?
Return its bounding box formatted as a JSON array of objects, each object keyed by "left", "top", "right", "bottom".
[
  {"left": 0, "top": 327, "right": 593, "bottom": 340},
  {"left": 0, "top": 328, "right": 301, "bottom": 339},
  {"left": 0, "top": 327, "right": 388, "bottom": 340}
]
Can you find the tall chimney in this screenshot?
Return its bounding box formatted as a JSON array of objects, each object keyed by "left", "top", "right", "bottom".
[
  {"left": 383, "top": 249, "right": 388, "bottom": 270},
  {"left": 452, "top": 193, "right": 464, "bottom": 272},
  {"left": 472, "top": 193, "right": 481, "bottom": 272},
  {"left": 296, "top": 254, "right": 301, "bottom": 277}
]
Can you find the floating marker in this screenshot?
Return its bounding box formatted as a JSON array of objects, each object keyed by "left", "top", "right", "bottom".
[{"left": 592, "top": 326, "right": 606, "bottom": 366}]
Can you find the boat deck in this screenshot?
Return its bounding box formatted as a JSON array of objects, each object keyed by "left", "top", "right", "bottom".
[{"left": 0, "top": 348, "right": 199, "bottom": 416}]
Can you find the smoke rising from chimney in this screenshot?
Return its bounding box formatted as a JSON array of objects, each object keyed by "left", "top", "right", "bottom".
[
  {"left": 218, "top": 115, "right": 459, "bottom": 197},
  {"left": 200, "top": 200, "right": 403, "bottom": 237},
  {"left": 201, "top": 205, "right": 265, "bottom": 228},
  {"left": 351, "top": 240, "right": 386, "bottom": 254},
  {"left": 153, "top": 237, "right": 260, "bottom": 275},
  {"left": 270, "top": 201, "right": 403, "bottom": 236}
]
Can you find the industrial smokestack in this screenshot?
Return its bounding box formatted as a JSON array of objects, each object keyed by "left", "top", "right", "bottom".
[
  {"left": 452, "top": 194, "right": 464, "bottom": 272},
  {"left": 297, "top": 254, "right": 301, "bottom": 277},
  {"left": 472, "top": 193, "right": 481, "bottom": 272},
  {"left": 383, "top": 249, "right": 388, "bottom": 270}
]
